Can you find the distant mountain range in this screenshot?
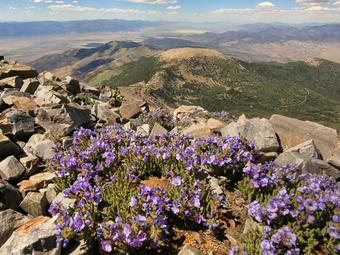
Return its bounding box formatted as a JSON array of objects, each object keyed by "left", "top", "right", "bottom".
[
  {"left": 30, "top": 42, "right": 340, "bottom": 129},
  {"left": 0, "top": 20, "right": 163, "bottom": 37}
]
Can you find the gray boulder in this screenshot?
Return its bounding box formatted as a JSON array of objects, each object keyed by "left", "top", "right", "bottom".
[
  {"left": 91, "top": 103, "right": 120, "bottom": 123},
  {"left": 0, "top": 155, "right": 25, "bottom": 181},
  {"left": 0, "top": 209, "right": 30, "bottom": 247},
  {"left": 221, "top": 115, "right": 279, "bottom": 152},
  {"left": 285, "top": 139, "right": 320, "bottom": 159},
  {"left": 34, "top": 85, "right": 69, "bottom": 106},
  {"left": 24, "top": 134, "right": 55, "bottom": 161},
  {"left": 275, "top": 151, "right": 339, "bottom": 178},
  {"left": 3, "top": 110, "right": 35, "bottom": 138},
  {"left": 270, "top": 114, "right": 338, "bottom": 160},
  {"left": 35, "top": 103, "right": 91, "bottom": 138},
  {"left": 20, "top": 192, "right": 48, "bottom": 216},
  {"left": 0, "top": 216, "right": 61, "bottom": 255}
]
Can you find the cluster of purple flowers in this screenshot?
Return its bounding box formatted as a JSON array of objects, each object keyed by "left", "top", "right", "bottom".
[
  {"left": 49, "top": 125, "right": 253, "bottom": 252},
  {"left": 244, "top": 162, "right": 340, "bottom": 254}
]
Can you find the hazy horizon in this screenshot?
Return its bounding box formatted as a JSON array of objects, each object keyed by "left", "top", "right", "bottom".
[{"left": 1, "top": 0, "right": 340, "bottom": 23}]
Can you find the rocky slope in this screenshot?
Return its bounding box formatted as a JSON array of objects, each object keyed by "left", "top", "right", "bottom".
[{"left": 0, "top": 56, "right": 339, "bottom": 254}]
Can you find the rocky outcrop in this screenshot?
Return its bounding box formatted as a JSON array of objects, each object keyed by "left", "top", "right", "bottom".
[
  {"left": 221, "top": 114, "right": 279, "bottom": 152},
  {"left": 270, "top": 114, "right": 338, "bottom": 160}
]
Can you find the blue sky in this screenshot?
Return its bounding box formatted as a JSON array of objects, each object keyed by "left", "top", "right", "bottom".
[{"left": 1, "top": 0, "right": 340, "bottom": 22}]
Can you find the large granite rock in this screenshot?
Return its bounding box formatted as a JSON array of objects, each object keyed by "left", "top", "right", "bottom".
[
  {"left": 274, "top": 151, "right": 339, "bottom": 178},
  {"left": 329, "top": 144, "right": 340, "bottom": 169},
  {"left": 35, "top": 103, "right": 91, "bottom": 138},
  {"left": 0, "top": 155, "right": 25, "bottom": 181},
  {"left": 270, "top": 114, "right": 338, "bottom": 160},
  {"left": 221, "top": 115, "right": 279, "bottom": 152},
  {"left": 0, "top": 209, "right": 30, "bottom": 247},
  {"left": 0, "top": 216, "right": 61, "bottom": 255},
  {"left": 0, "top": 180, "right": 22, "bottom": 210}
]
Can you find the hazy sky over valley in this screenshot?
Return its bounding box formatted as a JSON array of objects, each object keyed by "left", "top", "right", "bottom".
[{"left": 1, "top": 0, "right": 340, "bottom": 23}]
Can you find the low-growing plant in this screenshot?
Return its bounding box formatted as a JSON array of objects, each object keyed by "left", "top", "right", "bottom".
[{"left": 49, "top": 126, "right": 254, "bottom": 253}]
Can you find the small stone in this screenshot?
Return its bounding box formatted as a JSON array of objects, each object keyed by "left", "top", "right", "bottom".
[
  {"left": 20, "top": 154, "right": 40, "bottom": 178},
  {"left": 35, "top": 103, "right": 92, "bottom": 139},
  {"left": 44, "top": 184, "right": 57, "bottom": 204},
  {"left": 34, "top": 85, "right": 69, "bottom": 106},
  {"left": 0, "top": 135, "right": 21, "bottom": 158},
  {"left": 20, "top": 78, "right": 40, "bottom": 94},
  {"left": 0, "top": 76, "right": 23, "bottom": 89},
  {"left": 221, "top": 115, "right": 279, "bottom": 152},
  {"left": 149, "top": 123, "right": 167, "bottom": 138},
  {"left": 136, "top": 124, "right": 151, "bottom": 137},
  {"left": 173, "top": 105, "right": 205, "bottom": 119},
  {"left": 29, "top": 171, "right": 56, "bottom": 189},
  {"left": 329, "top": 145, "right": 340, "bottom": 169},
  {"left": 4, "top": 110, "right": 35, "bottom": 138},
  {"left": 0, "top": 209, "right": 30, "bottom": 247},
  {"left": 20, "top": 191, "right": 48, "bottom": 216},
  {"left": 52, "top": 192, "right": 76, "bottom": 209},
  {"left": 183, "top": 123, "right": 212, "bottom": 139},
  {"left": 209, "top": 177, "right": 223, "bottom": 195},
  {"left": 17, "top": 180, "right": 37, "bottom": 197},
  {"left": 119, "top": 103, "right": 142, "bottom": 120},
  {"left": 0, "top": 155, "right": 25, "bottom": 181},
  {"left": 275, "top": 151, "right": 339, "bottom": 178},
  {"left": 64, "top": 76, "right": 81, "bottom": 95},
  {"left": 24, "top": 134, "right": 55, "bottom": 161},
  {"left": 206, "top": 118, "right": 226, "bottom": 132},
  {"left": 0, "top": 216, "right": 61, "bottom": 255},
  {"left": 178, "top": 245, "right": 203, "bottom": 255},
  {"left": 285, "top": 139, "right": 320, "bottom": 159},
  {"left": 91, "top": 103, "right": 120, "bottom": 123},
  {"left": 0, "top": 179, "right": 22, "bottom": 210}
]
